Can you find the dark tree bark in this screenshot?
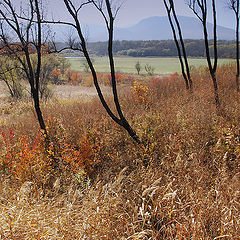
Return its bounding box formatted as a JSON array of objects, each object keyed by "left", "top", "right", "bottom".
[
  {"left": 187, "top": 0, "right": 220, "bottom": 109},
  {"left": 102, "top": 0, "right": 140, "bottom": 142},
  {"left": 236, "top": 1, "right": 240, "bottom": 92},
  {"left": 0, "top": 0, "right": 47, "bottom": 132},
  {"left": 163, "top": 0, "right": 193, "bottom": 91},
  {"left": 228, "top": 0, "right": 240, "bottom": 92},
  {"left": 58, "top": 0, "right": 140, "bottom": 143}
]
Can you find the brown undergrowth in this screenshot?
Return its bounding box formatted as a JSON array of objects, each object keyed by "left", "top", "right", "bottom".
[{"left": 0, "top": 65, "right": 239, "bottom": 239}]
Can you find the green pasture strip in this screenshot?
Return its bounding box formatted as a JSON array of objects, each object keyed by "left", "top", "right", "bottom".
[{"left": 68, "top": 57, "right": 234, "bottom": 74}]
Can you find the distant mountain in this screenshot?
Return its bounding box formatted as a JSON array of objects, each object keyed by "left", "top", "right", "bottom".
[
  {"left": 113, "top": 16, "right": 235, "bottom": 41},
  {"left": 52, "top": 16, "right": 235, "bottom": 42}
]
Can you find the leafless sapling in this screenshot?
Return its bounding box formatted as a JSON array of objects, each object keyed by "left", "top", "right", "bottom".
[
  {"left": 163, "top": 0, "right": 193, "bottom": 91},
  {"left": 51, "top": 0, "right": 140, "bottom": 143},
  {"left": 0, "top": 0, "right": 49, "bottom": 132},
  {"left": 227, "top": 0, "right": 240, "bottom": 92},
  {"left": 186, "top": 0, "right": 220, "bottom": 109}
]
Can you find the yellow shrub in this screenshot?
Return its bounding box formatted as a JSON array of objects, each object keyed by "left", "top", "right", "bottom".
[{"left": 132, "top": 80, "right": 150, "bottom": 104}]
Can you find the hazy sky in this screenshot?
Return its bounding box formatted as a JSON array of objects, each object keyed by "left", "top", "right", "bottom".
[{"left": 48, "top": 0, "right": 235, "bottom": 29}]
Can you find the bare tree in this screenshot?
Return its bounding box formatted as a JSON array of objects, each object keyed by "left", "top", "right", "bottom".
[
  {"left": 135, "top": 61, "right": 141, "bottom": 74},
  {"left": 186, "top": 0, "right": 220, "bottom": 109},
  {"left": 50, "top": 0, "right": 140, "bottom": 143},
  {"left": 0, "top": 0, "right": 49, "bottom": 131},
  {"left": 163, "top": 0, "right": 193, "bottom": 91},
  {"left": 227, "top": 0, "right": 239, "bottom": 92}
]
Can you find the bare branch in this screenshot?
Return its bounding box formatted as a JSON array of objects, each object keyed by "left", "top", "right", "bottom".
[
  {"left": 58, "top": 0, "right": 140, "bottom": 142},
  {"left": 185, "top": 0, "right": 204, "bottom": 21},
  {"left": 91, "top": 0, "right": 110, "bottom": 29},
  {"left": 0, "top": 0, "right": 50, "bottom": 131},
  {"left": 76, "top": 1, "right": 92, "bottom": 13}
]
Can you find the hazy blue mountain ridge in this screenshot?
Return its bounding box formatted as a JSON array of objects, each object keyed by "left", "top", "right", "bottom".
[
  {"left": 52, "top": 16, "right": 235, "bottom": 42},
  {"left": 113, "top": 16, "right": 235, "bottom": 41}
]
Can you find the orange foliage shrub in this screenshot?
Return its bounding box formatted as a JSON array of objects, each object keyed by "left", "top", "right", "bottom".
[
  {"left": 45, "top": 117, "right": 101, "bottom": 176},
  {"left": 115, "top": 72, "right": 125, "bottom": 83},
  {"left": 107, "top": 72, "right": 125, "bottom": 84},
  {"left": 170, "top": 72, "right": 179, "bottom": 80},
  {"left": 84, "top": 74, "right": 94, "bottom": 87},
  {"left": 50, "top": 69, "right": 62, "bottom": 84},
  {"left": 64, "top": 69, "right": 72, "bottom": 83},
  {"left": 0, "top": 124, "right": 101, "bottom": 185},
  {"left": 64, "top": 69, "right": 82, "bottom": 85},
  {"left": 0, "top": 130, "right": 52, "bottom": 183},
  {"left": 70, "top": 71, "right": 82, "bottom": 85}
]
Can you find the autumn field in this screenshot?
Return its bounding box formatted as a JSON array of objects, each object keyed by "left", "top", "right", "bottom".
[
  {"left": 0, "top": 63, "right": 240, "bottom": 239},
  {"left": 69, "top": 56, "right": 234, "bottom": 74}
]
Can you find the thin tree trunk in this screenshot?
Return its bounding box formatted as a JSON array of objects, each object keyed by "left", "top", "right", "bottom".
[
  {"left": 3, "top": 79, "right": 14, "bottom": 97},
  {"left": 212, "top": 0, "right": 218, "bottom": 73},
  {"left": 63, "top": 0, "right": 140, "bottom": 143},
  {"left": 171, "top": 2, "right": 193, "bottom": 91},
  {"left": 163, "top": 0, "right": 189, "bottom": 90},
  {"left": 105, "top": 0, "right": 140, "bottom": 143},
  {"left": 32, "top": 89, "right": 46, "bottom": 131},
  {"left": 187, "top": 0, "right": 220, "bottom": 109},
  {"left": 211, "top": 72, "right": 220, "bottom": 109},
  {"left": 236, "top": 1, "right": 240, "bottom": 92},
  {"left": 0, "top": 0, "right": 47, "bottom": 133},
  {"left": 202, "top": 0, "right": 220, "bottom": 109}
]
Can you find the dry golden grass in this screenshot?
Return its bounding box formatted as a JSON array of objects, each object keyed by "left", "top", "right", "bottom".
[{"left": 0, "top": 64, "right": 239, "bottom": 239}]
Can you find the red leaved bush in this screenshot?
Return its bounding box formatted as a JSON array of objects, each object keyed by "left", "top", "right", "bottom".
[{"left": 0, "top": 124, "right": 101, "bottom": 185}]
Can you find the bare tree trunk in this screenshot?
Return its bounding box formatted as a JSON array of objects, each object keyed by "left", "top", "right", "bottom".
[
  {"left": 202, "top": 2, "right": 220, "bottom": 108},
  {"left": 164, "top": 0, "right": 189, "bottom": 90},
  {"left": 62, "top": 0, "right": 140, "bottom": 143},
  {"left": 188, "top": 0, "right": 220, "bottom": 109},
  {"left": 0, "top": 0, "right": 47, "bottom": 132},
  {"left": 236, "top": 0, "right": 240, "bottom": 92},
  {"left": 211, "top": 72, "right": 220, "bottom": 108},
  {"left": 105, "top": 0, "right": 140, "bottom": 143},
  {"left": 3, "top": 79, "right": 14, "bottom": 98},
  {"left": 171, "top": 3, "right": 193, "bottom": 91},
  {"left": 163, "top": 0, "right": 192, "bottom": 91},
  {"left": 32, "top": 89, "right": 46, "bottom": 130},
  {"left": 211, "top": 0, "right": 220, "bottom": 109},
  {"left": 227, "top": 0, "right": 240, "bottom": 92}
]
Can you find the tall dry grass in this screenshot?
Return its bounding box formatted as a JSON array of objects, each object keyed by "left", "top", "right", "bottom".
[{"left": 0, "top": 64, "right": 239, "bottom": 239}]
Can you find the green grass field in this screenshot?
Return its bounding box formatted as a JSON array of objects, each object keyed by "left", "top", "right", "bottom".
[{"left": 68, "top": 56, "right": 234, "bottom": 74}]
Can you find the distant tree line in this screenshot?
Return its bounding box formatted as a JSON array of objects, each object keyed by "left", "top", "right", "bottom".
[{"left": 86, "top": 40, "right": 236, "bottom": 58}]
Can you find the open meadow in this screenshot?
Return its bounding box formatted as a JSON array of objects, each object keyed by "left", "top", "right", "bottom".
[
  {"left": 69, "top": 56, "right": 234, "bottom": 74},
  {"left": 1, "top": 0, "right": 240, "bottom": 238},
  {"left": 0, "top": 62, "right": 239, "bottom": 239}
]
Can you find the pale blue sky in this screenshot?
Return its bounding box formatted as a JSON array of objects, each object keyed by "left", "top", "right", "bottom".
[{"left": 48, "top": 0, "right": 235, "bottom": 29}]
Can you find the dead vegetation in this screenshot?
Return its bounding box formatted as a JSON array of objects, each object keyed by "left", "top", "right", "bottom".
[{"left": 0, "top": 64, "right": 239, "bottom": 239}]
